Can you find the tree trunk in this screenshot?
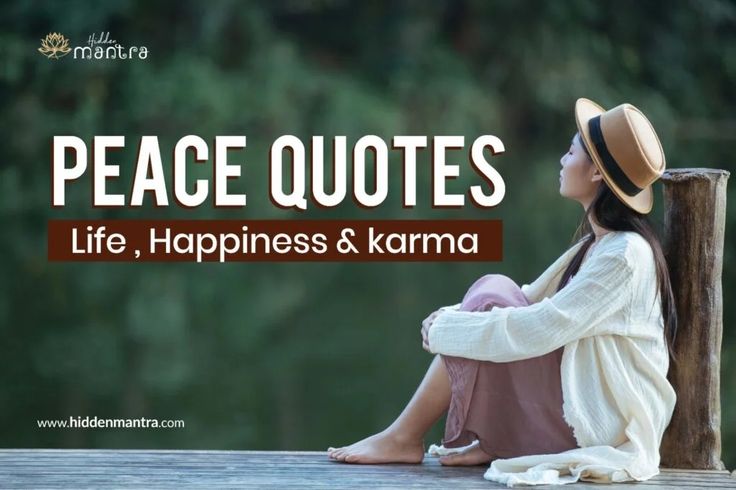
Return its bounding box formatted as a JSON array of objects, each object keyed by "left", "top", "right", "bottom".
[{"left": 659, "top": 168, "right": 729, "bottom": 470}]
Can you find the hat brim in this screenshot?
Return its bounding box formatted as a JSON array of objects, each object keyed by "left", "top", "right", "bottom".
[{"left": 575, "top": 98, "right": 653, "bottom": 214}]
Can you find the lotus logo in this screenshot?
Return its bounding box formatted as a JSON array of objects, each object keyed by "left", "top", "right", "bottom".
[{"left": 38, "top": 32, "right": 71, "bottom": 59}]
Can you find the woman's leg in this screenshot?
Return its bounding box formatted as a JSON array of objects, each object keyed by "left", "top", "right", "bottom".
[
  {"left": 327, "top": 354, "right": 452, "bottom": 464},
  {"left": 328, "top": 275, "right": 524, "bottom": 465}
]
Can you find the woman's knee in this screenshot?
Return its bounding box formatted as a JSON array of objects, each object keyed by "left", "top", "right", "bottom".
[
  {"left": 461, "top": 274, "right": 526, "bottom": 310},
  {"left": 472, "top": 274, "right": 521, "bottom": 292}
]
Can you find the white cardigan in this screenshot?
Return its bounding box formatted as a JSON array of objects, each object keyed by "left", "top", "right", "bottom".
[{"left": 428, "top": 231, "right": 676, "bottom": 486}]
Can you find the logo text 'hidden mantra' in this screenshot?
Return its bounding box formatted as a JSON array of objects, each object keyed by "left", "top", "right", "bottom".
[{"left": 38, "top": 32, "right": 148, "bottom": 61}]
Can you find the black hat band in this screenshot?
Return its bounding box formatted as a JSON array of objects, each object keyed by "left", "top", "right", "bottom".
[{"left": 588, "top": 115, "right": 643, "bottom": 197}]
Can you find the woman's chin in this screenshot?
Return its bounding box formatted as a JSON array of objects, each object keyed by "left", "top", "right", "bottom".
[{"left": 559, "top": 189, "right": 577, "bottom": 203}]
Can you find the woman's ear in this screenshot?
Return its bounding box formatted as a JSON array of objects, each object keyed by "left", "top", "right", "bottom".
[{"left": 590, "top": 166, "right": 604, "bottom": 183}]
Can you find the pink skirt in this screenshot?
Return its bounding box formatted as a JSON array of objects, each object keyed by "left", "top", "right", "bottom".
[{"left": 440, "top": 274, "right": 579, "bottom": 459}]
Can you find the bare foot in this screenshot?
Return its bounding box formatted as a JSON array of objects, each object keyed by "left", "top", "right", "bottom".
[
  {"left": 439, "top": 444, "right": 493, "bottom": 466},
  {"left": 327, "top": 429, "right": 425, "bottom": 464}
]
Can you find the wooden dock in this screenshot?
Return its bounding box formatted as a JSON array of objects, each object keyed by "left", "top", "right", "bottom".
[{"left": 0, "top": 450, "right": 733, "bottom": 488}]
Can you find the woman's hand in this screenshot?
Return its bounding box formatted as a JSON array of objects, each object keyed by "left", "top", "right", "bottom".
[{"left": 421, "top": 309, "right": 442, "bottom": 353}]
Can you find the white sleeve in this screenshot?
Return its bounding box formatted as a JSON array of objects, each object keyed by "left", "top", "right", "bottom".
[{"left": 428, "top": 251, "right": 633, "bottom": 362}]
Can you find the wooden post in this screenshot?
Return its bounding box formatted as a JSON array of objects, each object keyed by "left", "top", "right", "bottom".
[{"left": 659, "top": 168, "right": 729, "bottom": 470}]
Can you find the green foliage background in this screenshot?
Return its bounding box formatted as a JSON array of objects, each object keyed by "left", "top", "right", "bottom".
[{"left": 1, "top": 0, "right": 734, "bottom": 467}]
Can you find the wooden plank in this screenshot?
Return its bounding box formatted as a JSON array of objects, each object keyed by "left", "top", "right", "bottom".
[{"left": 0, "top": 450, "right": 733, "bottom": 489}]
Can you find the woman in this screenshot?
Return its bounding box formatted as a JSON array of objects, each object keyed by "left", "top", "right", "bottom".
[{"left": 327, "top": 98, "right": 678, "bottom": 486}]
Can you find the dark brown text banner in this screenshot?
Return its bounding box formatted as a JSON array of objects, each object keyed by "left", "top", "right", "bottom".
[{"left": 47, "top": 220, "right": 502, "bottom": 262}]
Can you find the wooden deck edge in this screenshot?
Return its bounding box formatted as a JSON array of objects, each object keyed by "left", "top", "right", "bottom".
[{"left": 0, "top": 449, "right": 732, "bottom": 474}]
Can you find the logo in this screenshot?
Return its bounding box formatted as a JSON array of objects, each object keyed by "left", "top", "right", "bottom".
[
  {"left": 38, "top": 31, "right": 148, "bottom": 61},
  {"left": 38, "top": 32, "right": 71, "bottom": 59}
]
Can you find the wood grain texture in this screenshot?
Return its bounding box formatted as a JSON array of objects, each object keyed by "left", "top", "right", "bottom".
[
  {"left": 659, "top": 168, "right": 730, "bottom": 470},
  {"left": 0, "top": 450, "right": 733, "bottom": 489}
]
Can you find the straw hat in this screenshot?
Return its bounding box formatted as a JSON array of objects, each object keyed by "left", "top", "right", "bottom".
[{"left": 575, "top": 98, "right": 666, "bottom": 214}]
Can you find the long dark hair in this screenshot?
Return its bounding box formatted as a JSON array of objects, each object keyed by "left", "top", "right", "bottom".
[{"left": 557, "top": 134, "right": 678, "bottom": 366}]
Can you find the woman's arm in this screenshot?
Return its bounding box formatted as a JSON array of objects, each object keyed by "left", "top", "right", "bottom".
[{"left": 427, "top": 251, "right": 633, "bottom": 362}]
